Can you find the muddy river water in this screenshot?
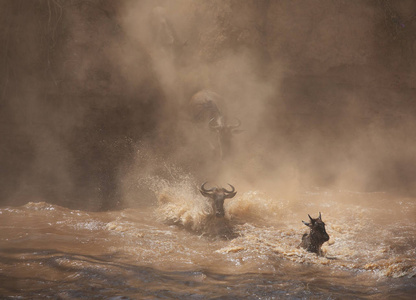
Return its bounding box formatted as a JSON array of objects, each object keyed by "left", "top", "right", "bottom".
[{"left": 1, "top": 177, "right": 415, "bottom": 299}]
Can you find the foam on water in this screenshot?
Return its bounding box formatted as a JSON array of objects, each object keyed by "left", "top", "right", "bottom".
[
  {"left": 0, "top": 193, "right": 415, "bottom": 299},
  {"left": 124, "top": 170, "right": 416, "bottom": 278}
]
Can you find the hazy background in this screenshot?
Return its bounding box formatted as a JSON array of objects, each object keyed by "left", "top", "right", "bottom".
[{"left": 1, "top": 0, "right": 416, "bottom": 210}]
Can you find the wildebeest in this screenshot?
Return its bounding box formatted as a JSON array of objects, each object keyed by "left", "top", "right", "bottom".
[
  {"left": 208, "top": 116, "right": 242, "bottom": 159},
  {"left": 189, "top": 89, "right": 223, "bottom": 123},
  {"left": 199, "top": 182, "right": 237, "bottom": 217},
  {"left": 300, "top": 212, "right": 330, "bottom": 255},
  {"left": 189, "top": 90, "right": 242, "bottom": 159}
]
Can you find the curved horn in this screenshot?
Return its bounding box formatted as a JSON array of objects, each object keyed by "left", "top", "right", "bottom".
[
  {"left": 319, "top": 212, "right": 322, "bottom": 220},
  {"left": 229, "top": 118, "right": 241, "bottom": 128},
  {"left": 200, "top": 181, "right": 215, "bottom": 193},
  {"left": 223, "top": 183, "right": 235, "bottom": 194},
  {"left": 308, "top": 214, "right": 313, "bottom": 221},
  {"left": 224, "top": 183, "right": 237, "bottom": 199}
]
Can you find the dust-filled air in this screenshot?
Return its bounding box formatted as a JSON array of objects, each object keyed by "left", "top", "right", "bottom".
[{"left": 1, "top": 0, "right": 415, "bottom": 299}]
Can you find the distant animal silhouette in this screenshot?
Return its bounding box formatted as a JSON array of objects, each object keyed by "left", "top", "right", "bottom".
[
  {"left": 189, "top": 90, "right": 242, "bottom": 159},
  {"left": 300, "top": 212, "right": 330, "bottom": 255}
]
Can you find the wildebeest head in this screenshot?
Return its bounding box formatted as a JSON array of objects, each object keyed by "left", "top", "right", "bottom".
[
  {"left": 189, "top": 90, "right": 223, "bottom": 123},
  {"left": 300, "top": 212, "right": 330, "bottom": 254},
  {"left": 199, "top": 182, "right": 237, "bottom": 217},
  {"left": 189, "top": 90, "right": 243, "bottom": 159},
  {"left": 209, "top": 116, "right": 242, "bottom": 159}
]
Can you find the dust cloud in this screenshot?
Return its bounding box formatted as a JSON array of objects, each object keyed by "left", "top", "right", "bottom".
[{"left": 1, "top": 0, "right": 416, "bottom": 212}]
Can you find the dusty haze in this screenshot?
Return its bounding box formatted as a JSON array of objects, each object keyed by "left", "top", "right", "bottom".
[{"left": 1, "top": 0, "right": 416, "bottom": 210}]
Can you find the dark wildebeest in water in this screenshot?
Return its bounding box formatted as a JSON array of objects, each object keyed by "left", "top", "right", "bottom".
[
  {"left": 300, "top": 212, "right": 330, "bottom": 255},
  {"left": 199, "top": 182, "right": 238, "bottom": 239},
  {"left": 189, "top": 90, "right": 242, "bottom": 160}
]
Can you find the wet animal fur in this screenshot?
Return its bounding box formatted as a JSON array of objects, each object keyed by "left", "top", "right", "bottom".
[{"left": 300, "top": 212, "right": 330, "bottom": 255}]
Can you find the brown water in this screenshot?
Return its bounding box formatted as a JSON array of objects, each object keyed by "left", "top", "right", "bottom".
[{"left": 1, "top": 178, "right": 415, "bottom": 299}]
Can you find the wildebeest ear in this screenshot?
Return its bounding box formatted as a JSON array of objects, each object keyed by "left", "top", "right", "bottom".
[{"left": 302, "top": 220, "right": 311, "bottom": 227}]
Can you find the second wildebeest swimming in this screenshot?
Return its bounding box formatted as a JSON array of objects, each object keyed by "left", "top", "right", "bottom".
[
  {"left": 300, "top": 212, "right": 330, "bottom": 255},
  {"left": 189, "top": 90, "right": 242, "bottom": 159},
  {"left": 199, "top": 182, "right": 237, "bottom": 217}
]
